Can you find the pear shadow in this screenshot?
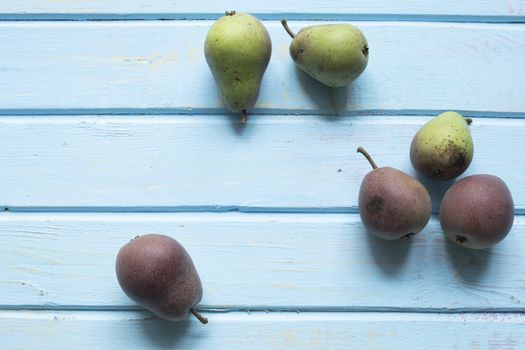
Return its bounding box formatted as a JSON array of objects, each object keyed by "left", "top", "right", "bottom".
[
  {"left": 294, "top": 66, "right": 348, "bottom": 119},
  {"left": 413, "top": 172, "right": 456, "bottom": 212},
  {"left": 445, "top": 239, "right": 493, "bottom": 282},
  {"left": 366, "top": 233, "right": 411, "bottom": 277},
  {"left": 226, "top": 112, "right": 249, "bottom": 135},
  {"left": 141, "top": 314, "right": 192, "bottom": 349}
]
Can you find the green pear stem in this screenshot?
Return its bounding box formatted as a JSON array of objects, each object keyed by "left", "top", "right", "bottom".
[
  {"left": 281, "top": 19, "right": 295, "bottom": 38},
  {"left": 465, "top": 118, "right": 473, "bottom": 125},
  {"left": 191, "top": 308, "right": 208, "bottom": 324},
  {"left": 225, "top": 11, "right": 236, "bottom": 16},
  {"left": 241, "top": 109, "right": 247, "bottom": 124},
  {"left": 357, "top": 146, "right": 378, "bottom": 169}
]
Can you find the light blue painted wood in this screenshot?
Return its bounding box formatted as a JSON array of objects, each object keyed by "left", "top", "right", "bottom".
[
  {"left": 1, "top": 311, "right": 524, "bottom": 349},
  {"left": 0, "top": 5, "right": 524, "bottom": 348},
  {"left": 1, "top": 213, "right": 523, "bottom": 310},
  {"left": 0, "top": 116, "right": 523, "bottom": 211},
  {"left": 0, "top": 22, "right": 524, "bottom": 115},
  {"left": 0, "top": 1, "right": 524, "bottom": 22}
]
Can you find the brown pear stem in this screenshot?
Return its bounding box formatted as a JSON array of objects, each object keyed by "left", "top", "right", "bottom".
[
  {"left": 225, "top": 11, "right": 236, "bottom": 16},
  {"left": 465, "top": 118, "right": 473, "bottom": 125},
  {"left": 191, "top": 309, "right": 208, "bottom": 324},
  {"left": 241, "top": 109, "right": 247, "bottom": 124},
  {"left": 357, "top": 146, "right": 378, "bottom": 169},
  {"left": 281, "top": 19, "right": 295, "bottom": 38}
]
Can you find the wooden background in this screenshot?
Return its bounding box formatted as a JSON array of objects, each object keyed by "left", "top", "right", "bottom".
[{"left": 1, "top": 1, "right": 524, "bottom": 349}]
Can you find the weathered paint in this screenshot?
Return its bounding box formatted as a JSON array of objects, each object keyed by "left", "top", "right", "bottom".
[
  {"left": 0, "top": 2, "right": 524, "bottom": 348},
  {"left": 0, "top": 213, "right": 524, "bottom": 309},
  {"left": 0, "top": 1, "right": 524, "bottom": 21},
  {"left": 0, "top": 116, "right": 523, "bottom": 211},
  {"left": 0, "top": 22, "right": 524, "bottom": 114},
  {"left": 1, "top": 311, "right": 525, "bottom": 349}
]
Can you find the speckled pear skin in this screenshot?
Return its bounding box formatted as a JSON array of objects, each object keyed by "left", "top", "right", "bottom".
[
  {"left": 204, "top": 12, "right": 272, "bottom": 112},
  {"left": 289, "top": 24, "right": 368, "bottom": 87},
  {"left": 440, "top": 175, "right": 514, "bottom": 249},
  {"left": 116, "top": 234, "right": 203, "bottom": 321},
  {"left": 359, "top": 167, "right": 432, "bottom": 240},
  {"left": 410, "top": 111, "right": 474, "bottom": 181}
]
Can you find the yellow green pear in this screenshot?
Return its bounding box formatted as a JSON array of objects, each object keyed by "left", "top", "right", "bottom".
[
  {"left": 281, "top": 19, "right": 368, "bottom": 87},
  {"left": 204, "top": 12, "right": 272, "bottom": 123},
  {"left": 410, "top": 111, "right": 474, "bottom": 181}
]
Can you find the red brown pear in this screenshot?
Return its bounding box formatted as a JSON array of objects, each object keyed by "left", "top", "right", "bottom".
[
  {"left": 116, "top": 234, "right": 207, "bottom": 323},
  {"left": 440, "top": 175, "right": 514, "bottom": 249},
  {"left": 357, "top": 147, "right": 432, "bottom": 240}
]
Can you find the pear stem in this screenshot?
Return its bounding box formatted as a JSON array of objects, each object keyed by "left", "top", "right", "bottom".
[
  {"left": 465, "top": 118, "right": 473, "bottom": 125},
  {"left": 225, "top": 11, "right": 236, "bottom": 16},
  {"left": 281, "top": 19, "right": 295, "bottom": 38},
  {"left": 241, "top": 109, "right": 247, "bottom": 124},
  {"left": 191, "top": 309, "right": 208, "bottom": 324},
  {"left": 357, "top": 146, "right": 378, "bottom": 169}
]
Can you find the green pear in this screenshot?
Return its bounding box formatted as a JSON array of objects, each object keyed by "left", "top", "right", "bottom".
[
  {"left": 205, "top": 11, "right": 272, "bottom": 123},
  {"left": 410, "top": 111, "right": 474, "bottom": 181},
  {"left": 281, "top": 20, "right": 368, "bottom": 87}
]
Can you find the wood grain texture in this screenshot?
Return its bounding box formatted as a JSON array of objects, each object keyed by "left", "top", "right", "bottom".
[
  {"left": 0, "top": 1, "right": 523, "bottom": 22},
  {"left": 0, "top": 116, "right": 523, "bottom": 211},
  {"left": 0, "top": 22, "right": 524, "bottom": 115},
  {"left": 1, "top": 311, "right": 524, "bottom": 349},
  {"left": 1, "top": 212, "right": 524, "bottom": 309},
  {"left": 1, "top": 7, "right": 524, "bottom": 348}
]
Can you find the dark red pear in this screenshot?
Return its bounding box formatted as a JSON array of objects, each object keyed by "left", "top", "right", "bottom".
[
  {"left": 116, "top": 234, "right": 207, "bottom": 323},
  {"left": 357, "top": 147, "right": 432, "bottom": 240},
  {"left": 440, "top": 175, "right": 514, "bottom": 249}
]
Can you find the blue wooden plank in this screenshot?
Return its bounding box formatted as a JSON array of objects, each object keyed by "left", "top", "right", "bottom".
[
  {"left": 1, "top": 213, "right": 524, "bottom": 310},
  {"left": 0, "top": 116, "right": 523, "bottom": 211},
  {"left": 0, "top": 3, "right": 523, "bottom": 348},
  {"left": 1, "top": 311, "right": 524, "bottom": 349},
  {"left": 0, "top": 22, "right": 524, "bottom": 115},
  {"left": 0, "top": 1, "right": 524, "bottom": 22}
]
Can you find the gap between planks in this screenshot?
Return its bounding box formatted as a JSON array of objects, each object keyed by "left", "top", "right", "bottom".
[
  {"left": 1, "top": 20, "right": 524, "bottom": 29},
  {"left": 0, "top": 109, "right": 523, "bottom": 119},
  {"left": 2, "top": 206, "right": 525, "bottom": 215},
  {"left": 2, "top": 305, "right": 525, "bottom": 314},
  {"left": 0, "top": 14, "right": 524, "bottom": 23}
]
